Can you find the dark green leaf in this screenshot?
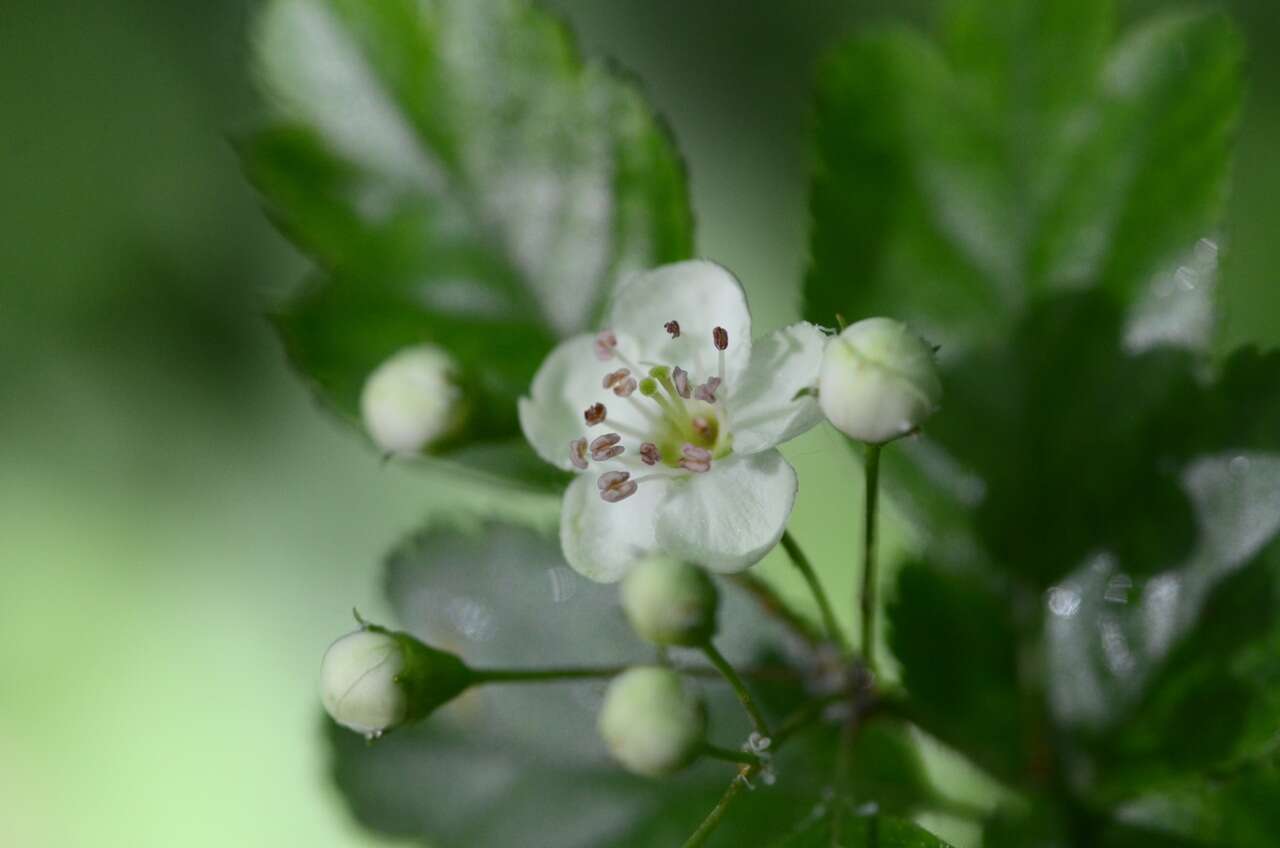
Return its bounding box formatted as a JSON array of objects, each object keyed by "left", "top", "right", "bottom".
[
  {"left": 770, "top": 810, "right": 955, "bottom": 847},
  {"left": 804, "top": 0, "right": 1244, "bottom": 576},
  {"left": 887, "top": 560, "right": 1024, "bottom": 782},
  {"left": 327, "top": 520, "right": 837, "bottom": 847},
  {"left": 243, "top": 0, "right": 693, "bottom": 483}
]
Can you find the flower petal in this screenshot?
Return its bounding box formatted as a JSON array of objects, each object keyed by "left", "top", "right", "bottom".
[
  {"left": 605, "top": 260, "right": 752, "bottom": 385},
  {"left": 656, "top": 451, "right": 797, "bottom": 573},
  {"left": 560, "top": 472, "right": 668, "bottom": 582},
  {"left": 519, "top": 333, "right": 645, "bottom": 470},
  {"left": 726, "top": 322, "right": 827, "bottom": 454}
]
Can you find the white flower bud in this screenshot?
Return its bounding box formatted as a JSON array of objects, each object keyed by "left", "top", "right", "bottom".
[
  {"left": 620, "top": 558, "right": 718, "bottom": 647},
  {"left": 598, "top": 666, "right": 706, "bottom": 777},
  {"left": 360, "top": 344, "right": 465, "bottom": 455},
  {"left": 818, "top": 318, "right": 942, "bottom": 444},
  {"left": 320, "top": 629, "right": 408, "bottom": 735},
  {"left": 320, "top": 625, "right": 472, "bottom": 736}
]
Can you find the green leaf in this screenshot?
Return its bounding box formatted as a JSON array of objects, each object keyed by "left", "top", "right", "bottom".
[
  {"left": 327, "top": 520, "right": 837, "bottom": 847},
  {"left": 770, "top": 811, "right": 955, "bottom": 847},
  {"left": 803, "top": 0, "right": 1244, "bottom": 572},
  {"left": 242, "top": 0, "right": 693, "bottom": 484},
  {"left": 805, "top": 1, "right": 1241, "bottom": 333},
  {"left": 887, "top": 561, "right": 1024, "bottom": 783},
  {"left": 1047, "top": 537, "right": 1280, "bottom": 801}
]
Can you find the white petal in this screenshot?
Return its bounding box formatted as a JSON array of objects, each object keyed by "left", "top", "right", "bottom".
[
  {"left": 560, "top": 473, "right": 668, "bottom": 582},
  {"left": 519, "top": 333, "right": 646, "bottom": 470},
  {"left": 656, "top": 451, "right": 797, "bottom": 573},
  {"left": 726, "top": 322, "right": 827, "bottom": 454},
  {"left": 605, "top": 260, "right": 752, "bottom": 385}
]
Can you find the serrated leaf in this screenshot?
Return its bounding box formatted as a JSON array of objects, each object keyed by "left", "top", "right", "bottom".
[
  {"left": 327, "top": 520, "right": 839, "bottom": 847},
  {"left": 242, "top": 0, "right": 693, "bottom": 483},
  {"left": 887, "top": 560, "right": 1024, "bottom": 783},
  {"left": 803, "top": 1, "right": 1245, "bottom": 572}
]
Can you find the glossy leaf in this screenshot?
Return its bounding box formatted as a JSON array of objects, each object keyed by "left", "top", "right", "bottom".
[
  {"left": 327, "top": 520, "right": 839, "bottom": 847},
  {"left": 242, "top": 0, "right": 693, "bottom": 484}
]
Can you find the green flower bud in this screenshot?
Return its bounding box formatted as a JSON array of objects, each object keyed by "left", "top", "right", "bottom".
[
  {"left": 818, "top": 318, "right": 942, "bottom": 444},
  {"left": 320, "top": 625, "right": 472, "bottom": 737},
  {"left": 620, "top": 558, "right": 718, "bottom": 647},
  {"left": 360, "top": 344, "right": 466, "bottom": 456},
  {"left": 598, "top": 666, "right": 706, "bottom": 777}
]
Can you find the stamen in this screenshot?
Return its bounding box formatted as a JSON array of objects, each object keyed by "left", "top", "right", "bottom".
[
  {"left": 590, "top": 433, "right": 624, "bottom": 461},
  {"left": 602, "top": 368, "right": 631, "bottom": 390},
  {"left": 613, "top": 377, "right": 638, "bottom": 397},
  {"left": 665, "top": 320, "right": 681, "bottom": 338},
  {"left": 713, "top": 326, "right": 728, "bottom": 383},
  {"left": 595, "top": 330, "right": 618, "bottom": 361},
  {"left": 598, "top": 470, "right": 638, "bottom": 503},
  {"left": 679, "top": 444, "right": 712, "bottom": 473},
  {"left": 568, "top": 438, "right": 589, "bottom": 470},
  {"left": 584, "top": 403, "right": 607, "bottom": 426},
  {"left": 672, "top": 366, "right": 692, "bottom": 399},
  {"left": 695, "top": 377, "right": 722, "bottom": 404},
  {"left": 640, "top": 442, "right": 661, "bottom": 466}
]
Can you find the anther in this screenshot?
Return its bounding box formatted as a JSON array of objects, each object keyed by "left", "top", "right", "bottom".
[
  {"left": 602, "top": 368, "right": 631, "bottom": 390},
  {"left": 595, "top": 330, "right": 618, "bottom": 361},
  {"left": 695, "top": 377, "right": 721, "bottom": 403},
  {"left": 665, "top": 320, "right": 681, "bottom": 338},
  {"left": 712, "top": 327, "right": 728, "bottom": 351},
  {"left": 569, "top": 437, "right": 589, "bottom": 470},
  {"left": 590, "top": 432, "right": 624, "bottom": 461},
  {"left": 584, "top": 403, "right": 607, "bottom": 426},
  {"left": 613, "top": 377, "right": 638, "bottom": 397},
  {"left": 679, "top": 444, "right": 712, "bottom": 473},
  {"left": 672, "top": 366, "right": 692, "bottom": 399},
  {"left": 598, "top": 470, "right": 638, "bottom": 503},
  {"left": 640, "top": 442, "right": 661, "bottom": 466}
]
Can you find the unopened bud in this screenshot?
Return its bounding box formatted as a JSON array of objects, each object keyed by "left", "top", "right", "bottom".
[
  {"left": 621, "top": 558, "right": 718, "bottom": 647},
  {"left": 360, "top": 344, "right": 465, "bottom": 455},
  {"left": 818, "top": 318, "right": 941, "bottom": 444},
  {"left": 598, "top": 666, "right": 706, "bottom": 777},
  {"left": 320, "top": 624, "right": 472, "bottom": 736}
]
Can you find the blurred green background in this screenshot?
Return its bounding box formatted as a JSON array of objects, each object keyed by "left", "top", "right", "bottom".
[{"left": 2, "top": 1, "right": 1277, "bottom": 846}]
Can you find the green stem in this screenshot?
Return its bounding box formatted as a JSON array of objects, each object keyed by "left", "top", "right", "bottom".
[
  {"left": 702, "top": 743, "right": 762, "bottom": 768},
  {"left": 682, "top": 767, "right": 752, "bottom": 848},
  {"left": 471, "top": 666, "right": 626, "bottom": 684},
  {"left": 781, "top": 530, "right": 844, "bottom": 649},
  {"left": 860, "top": 442, "right": 882, "bottom": 673},
  {"left": 681, "top": 695, "right": 838, "bottom": 848},
  {"left": 701, "top": 641, "right": 771, "bottom": 738}
]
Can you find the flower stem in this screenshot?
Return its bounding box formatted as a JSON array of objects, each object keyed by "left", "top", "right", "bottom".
[
  {"left": 680, "top": 695, "right": 839, "bottom": 848},
  {"left": 701, "top": 743, "right": 762, "bottom": 768},
  {"left": 471, "top": 666, "right": 626, "bottom": 684},
  {"left": 860, "top": 442, "right": 882, "bottom": 674},
  {"left": 700, "top": 641, "right": 771, "bottom": 737},
  {"left": 781, "top": 530, "right": 844, "bottom": 649}
]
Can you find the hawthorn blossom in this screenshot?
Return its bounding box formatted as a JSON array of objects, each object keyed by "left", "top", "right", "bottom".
[{"left": 519, "top": 260, "right": 826, "bottom": 581}]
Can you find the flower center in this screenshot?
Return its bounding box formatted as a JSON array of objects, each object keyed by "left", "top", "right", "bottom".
[{"left": 570, "top": 323, "right": 736, "bottom": 502}]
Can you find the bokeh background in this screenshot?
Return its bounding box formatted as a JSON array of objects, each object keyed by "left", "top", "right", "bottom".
[{"left": 2, "top": 1, "right": 1277, "bottom": 846}]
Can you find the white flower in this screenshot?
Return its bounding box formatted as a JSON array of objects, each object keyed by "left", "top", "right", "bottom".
[
  {"left": 519, "top": 260, "right": 826, "bottom": 581},
  {"left": 320, "top": 629, "right": 409, "bottom": 735}
]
